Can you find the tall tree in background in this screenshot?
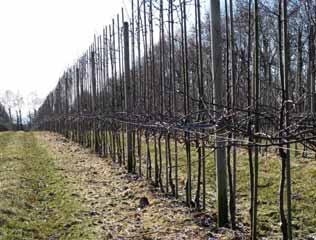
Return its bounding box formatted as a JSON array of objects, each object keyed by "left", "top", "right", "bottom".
[
  {"left": 0, "top": 102, "right": 11, "bottom": 130},
  {"left": 27, "top": 91, "right": 43, "bottom": 126},
  {"left": 1, "top": 90, "right": 24, "bottom": 129},
  {"left": 1, "top": 90, "right": 15, "bottom": 121}
]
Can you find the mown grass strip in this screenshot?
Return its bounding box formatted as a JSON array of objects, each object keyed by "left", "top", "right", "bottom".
[{"left": 0, "top": 132, "right": 95, "bottom": 240}]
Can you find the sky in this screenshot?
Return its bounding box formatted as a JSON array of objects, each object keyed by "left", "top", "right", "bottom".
[
  {"left": 0, "top": 0, "right": 215, "bottom": 117},
  {"left": 0, "top": 0, "right": 124, "bottom": 114}
]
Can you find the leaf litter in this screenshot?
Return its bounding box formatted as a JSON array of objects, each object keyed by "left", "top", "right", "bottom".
[{"left": 39, "top": 132, "right": 241, "bottom": 240}]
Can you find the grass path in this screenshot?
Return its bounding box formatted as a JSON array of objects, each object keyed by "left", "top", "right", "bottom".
[
  {"left": 39, "top": 132, "right": 222, "bottom": 240},
  {"left": 0, "top": 132, "right": 95, "bottom": 240},
  {"left": 3, "top": 131, "right": 315, "bottom": 239},
  {"left": 1, "top": 132, "right": 231, "bottom": 240}
]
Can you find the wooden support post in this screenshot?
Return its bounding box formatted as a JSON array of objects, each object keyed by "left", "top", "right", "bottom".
[
  {"left": 124, "top": 22, "right": 133, "bottom": 173},
  {"left": 65, "top": 72, "right": 69, "bottom": 138},
  {"left": 91, "top": 51, "right": 98, "bottom": 153},
  {"left": 210, "top": 0, "right": 228, "bottom": 227},
  {"left": 76, "top": 67, "right": 80, "bottom": 142}
]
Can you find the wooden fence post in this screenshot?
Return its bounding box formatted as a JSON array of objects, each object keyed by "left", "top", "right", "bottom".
[
  {"left": 210, "top": 0, "right": 228, "bottom": 227},
  {"left": 124, "top": 22, "right": 133, "bottom": 173},
  {"left": 76, "top": 67, "right": 80, "bottom": 142},
  {"left": 91, "top": 51, "right": 99, "bottom": 153},
  {"left": 65, "top": 72, "right": 69, "bottom": 138}
]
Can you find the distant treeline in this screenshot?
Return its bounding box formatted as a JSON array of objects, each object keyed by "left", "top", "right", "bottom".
[{"left": 0, "top": 102, "right": 12, "bottom": 131}]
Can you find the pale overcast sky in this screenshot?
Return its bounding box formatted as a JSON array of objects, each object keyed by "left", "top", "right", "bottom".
[
  {"left": 0, "top": 0, "right": 214, "bottom": 116},
  {"left": 0, "top": 0, "right": 124, "bottom": 111}
]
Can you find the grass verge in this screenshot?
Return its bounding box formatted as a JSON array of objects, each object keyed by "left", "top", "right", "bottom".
[{"left": 0, "top": 131, "right": 95, "bottom": 240}]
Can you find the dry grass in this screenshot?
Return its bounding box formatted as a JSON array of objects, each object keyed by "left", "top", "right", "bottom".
[
  {"left": 40, "top": 132, "right": 226, "bottom": 239},
  {"left": 1, "top": 131, "right": 315, "bottom": 239},
  {"left": 112, "top": 132, "right": 316, "bottom": 239}
]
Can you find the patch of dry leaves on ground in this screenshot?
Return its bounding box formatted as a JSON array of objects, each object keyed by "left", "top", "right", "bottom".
[{"left": 38, "top": 132, "right": 239, "bottom": 240}]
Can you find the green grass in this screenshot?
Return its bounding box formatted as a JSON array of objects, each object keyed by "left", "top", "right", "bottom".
[
  {"left": 53, "top": 129, "right": 316, "bottom": 238},
  {"left": 116, "top": 132, "right": 316, "bottom": 238},
  {"left": 0, "top": 131, "right": 95, "bottom": 240}
]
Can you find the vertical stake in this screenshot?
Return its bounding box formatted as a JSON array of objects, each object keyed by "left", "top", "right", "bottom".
[{"left": 124, "top": 22, "right": 133, "bottom": 173}]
